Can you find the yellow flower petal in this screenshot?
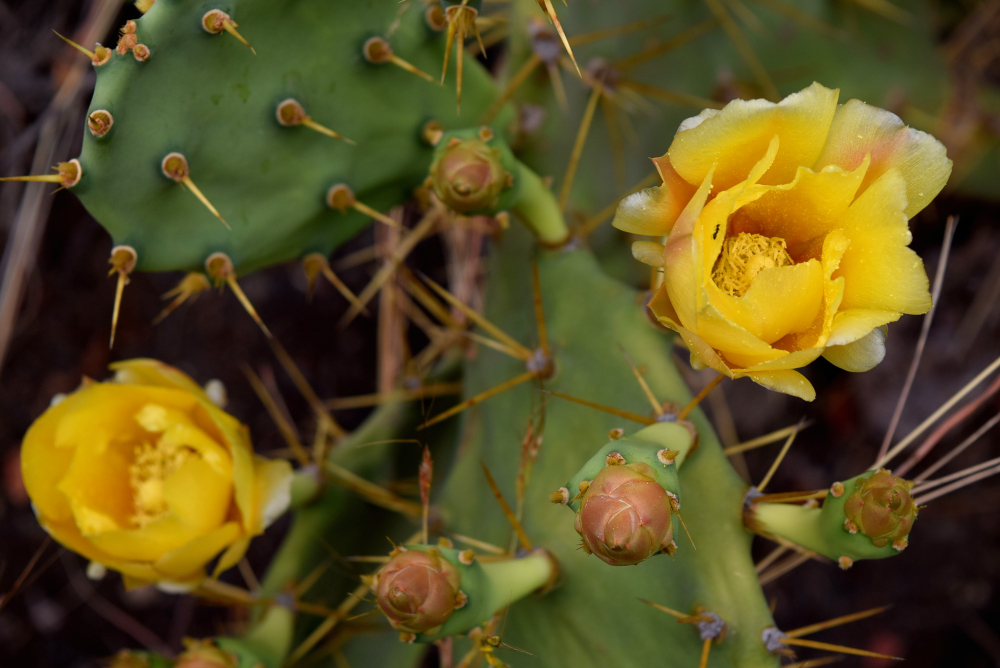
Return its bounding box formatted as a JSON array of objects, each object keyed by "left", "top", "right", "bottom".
[
  {"left": 823, "top": 327, "right": 887, "bottom": 372},
  {"left": 668, "top": 82, "right": 839, "bottom": 192},
  {"left": 663, "top": 169, "right": 716, "bottom": 329},
  {"left": 827, "top": 308, "right": 901, "bottom": 347},
  {"left": 735, "top": 159, "right": 869, "bottom": 247},
  {"left": 251, "top": 456, "right": 294, "bottom": 534},
  {"left": 163, "top": 456, "right": 233, "bottom": 532},
  {"left": 88, "top": 516, "right": 204, "bottom": 561},
  {"left": 834, "top": 169, "right": 932, "bottom": 315},
  {"left": 746, "top": 369, "right": 816, "bottom": 401},
  {"left": 153, "top": 522, "right": 242, "bottom": 580},
  {"left": 57, "top": 431, "right": 133, "bottom": 532},
  {"left": 707, "top": 260, "right": 824, "bottom": 345},
  {"left": 111, "top": 359, "right": 214, "bottom": 403},
  {"left": 612, "top": 155, "right": 697, "bottom": 236},
  {"left": 213, "top": 537, "right": 251, "bottom": 579},
  {"left": 814, "top": 99, "right": 952, "bottom": 219},
  {"left": 22, "top": 395, "right": 81, "bottom": 523}
]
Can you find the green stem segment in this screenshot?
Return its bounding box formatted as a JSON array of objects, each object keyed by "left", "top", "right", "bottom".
[
  {"left": 403, "top": 545, "right": 556, "bottom": 643},
  {"left": 751, "top": 470, "right": 913, "bottom": 564},
  {"left": 512, "top": 161, "right": 571, "bottom": 246}
]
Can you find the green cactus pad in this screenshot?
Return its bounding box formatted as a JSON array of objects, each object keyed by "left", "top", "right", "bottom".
[{"left": 75, "top": 0, "right": 507, "bottom": 274}]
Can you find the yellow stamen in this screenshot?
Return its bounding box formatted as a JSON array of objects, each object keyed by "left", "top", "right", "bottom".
[
  {"left": 129, "top": 415, "right": 192, "bottom": 527},
  {"left": 712, "top": 233, "right": 793, "bottom": 298}
]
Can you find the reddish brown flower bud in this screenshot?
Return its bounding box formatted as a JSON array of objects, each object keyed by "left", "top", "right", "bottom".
[
  {"left": 574, "top": 462, "right": 674, "bottom": 566},
  {"left": 430, "top": 138, "right": 508, "bottom": 213},
  {"left": 843, "top": 469, "right": 916, "bottom": 548},
  {"left": 374, "top": 548, "right": 463, "bottom": 634}
]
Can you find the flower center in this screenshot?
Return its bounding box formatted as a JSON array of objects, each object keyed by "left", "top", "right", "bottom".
[
  {"left": 129, "top": 437, "right": 191, "bottom": 527},
  {"left": 712, "top": 232, "right": 793, "bottom": 297}
]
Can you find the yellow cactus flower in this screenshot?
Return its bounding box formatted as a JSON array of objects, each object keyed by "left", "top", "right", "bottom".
[
  {"left": 21, "top": 359, "right": 292, "bottom": 589},
  {"left": 614, "top": 83, "right": 952, "bottom": 400}
]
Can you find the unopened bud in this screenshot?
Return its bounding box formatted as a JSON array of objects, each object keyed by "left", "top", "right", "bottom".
[
  {"left": 374, "top": 548, "right": 462, "bottom": 634},
  {"left": 843, "top": 469, "right": 916, "bottom": 548},
  {"left": 430, "top": 138, "right": 509, "bottom": 214},
  {"left": 574, "top": 462, "right": 674, "bottom": 566},
  {"left": 175, "top": 640, "right": 237, "bottom": 668}
]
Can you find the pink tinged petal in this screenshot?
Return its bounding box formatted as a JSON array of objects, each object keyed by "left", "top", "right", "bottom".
[
  {"left": 814, "top": 99, "right": 953, "bottom": 219},
  {"left": 613, "top": 157, "right": 697, "bottom": 236},
  {"left": 746, "top": 369, "right": 816, "bottom": 401},
  {"left": 736, "top": 158, "right": 870, "bottom": 246},
  {"left": 823, "top": 327, "right": 887, "bottom": 372},
  {"left": 668, "top": 82, "right": 839, "bottom": 191},
  {"left": 834, "top": 169, "right": 932, "bottom": 315}
]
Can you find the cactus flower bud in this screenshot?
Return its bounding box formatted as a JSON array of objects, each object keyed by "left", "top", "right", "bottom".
[
  {"left": 175, "top": 640, "right": 237, "bottom": 668},
  {"left": 374, "top": 548, "right": 463, "bottom": 634},
  {"left": 574, "top": 462, "right": 674, "bottom": 566},
  {"left": 430, "top": 138, "right": 509, "bottom": 213},
  {"left": 843, "top": 469, "right": 916, "bottom": 548}
]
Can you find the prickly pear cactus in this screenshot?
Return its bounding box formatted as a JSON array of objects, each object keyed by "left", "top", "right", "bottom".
[{"left": 7, "top": 0, "right": 991, "bottom": 666}]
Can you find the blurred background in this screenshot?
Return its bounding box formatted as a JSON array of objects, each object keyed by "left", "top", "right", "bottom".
[{"left": 2, "top": 0, "right": 1000, "bottom": 666}]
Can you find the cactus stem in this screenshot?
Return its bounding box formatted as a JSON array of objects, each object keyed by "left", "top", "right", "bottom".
[
  {"left": 778, "top": 636, "right": 901, "bottom": 661},
  {"left": 579, "top": 171, "right": 658, "bottom": 237},
  {"left": 568, "top": 14, "right": 673, "bottom": 48},
  {"left": 302, "top": 253, "right": 366, "bottom": 313},
  {"left": 481, "top": 54, "right": 540, "bottom": 125},
  {"left": 107, "top": 246, "right": 136, "bottom": 349},
  {"left": 242, "top": 364, "right": 313, "bottom": 467},
  {"left": 132, "top": 44, "right": 150, "bottom": 62},
  {"left": 529, "top": 259, "right": 550, "bottom": 359},
  {"left": 619, "top": 79, "right": 724, "bottom": 111},
  {"left": 639, "top": 598, "right": 687, "bottom": 619},
  {"left": 52, "top": 31, "right": 111, "bottom": 66},
  {"left": 784, "top": 605, "right": 890, "bottom": 639},
  {"left": 87, "top": 110, "right": 114, "bottom": 137},
  {"left": 276, "top": 99, "right": 354, "bottom": 144},
  {"left": 421, "top": 274, "right": 534, "bottom": 360},
  {"left": 480, "top": 461, "right": 533, "bottom": 551},
  {"left": 614, "top": 17, "right": 718, "bottom": 73},
  {"left": 323, "top": 461, "right": 423, "bottom": 516},
  {"left": 268, "top": 338, "right": 348, "bottom": 440},
  {"left": 451, "top": 534, "right": 507, "bottom": 556},
  {"left": 421, "top": 370, "right": 537, "bottom": 429},
  {"left": 698, "top": 637, "right": 712, "bottom": 668},
  {"left": 537, "top": 0, "right": 579, "bottom": 75},
  {"left": 205, "top": 253, "right": 272, "bottom": 337},
  {"left": 702, "top": 0, "right": 778, "bottom": 100},
  {"left": 202, "top": 10, "right": 256, "bottom": 55},
  {"left": 557, "top": 83, "right": 602, "bottom": 212},
  {"left": 723, "top": 421, "right": 813, "bottom": 456},
  {"left": 152, "top": 273, "right": 210, "bottom": 324},
  {"left": 1, "top": 159, "right": 82, "bottom": 189},
  {"left": 674, "top": 507, "right": 696, "bottom": 549},
  {"left": 286, "top": 581, "right": 370, "bottom": 665},
  {"left": 676, "top": 373, "right": 724, "bottom": 420},
  {"left": 543, "top": 389, "right": 658, "bottom": 425},
  {"left": 363, "top": 37, "right": 437, "bottom": 84},
  {"left": 420, "top": 446, "right": 434, "bottom": 544},
  {"left": 338, "top": 208, "right": 440, "bottom": 328},
  {"left": 620, "top": 348, "right": 665, "bottom": 417},
  {"left": 756, "top": 418, "right": 805, "bottom": 492},
  {"left": 425, "top": 4, "right": 447, "bottom": 31},
  {"left": 161, "top": 153, "right": 230, "bottom": 229},
  {"left": 324, "top": 383, "right": 462, "bottom": 410},
  {"left": 752, "top": 489, "right": 828, "bottom": 504},
  {"left": 326, "top": 183, "right": 401, "bottom": 230},
  {"left": 876, "top": 352, "right": 1000, "bottom": 469}
]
